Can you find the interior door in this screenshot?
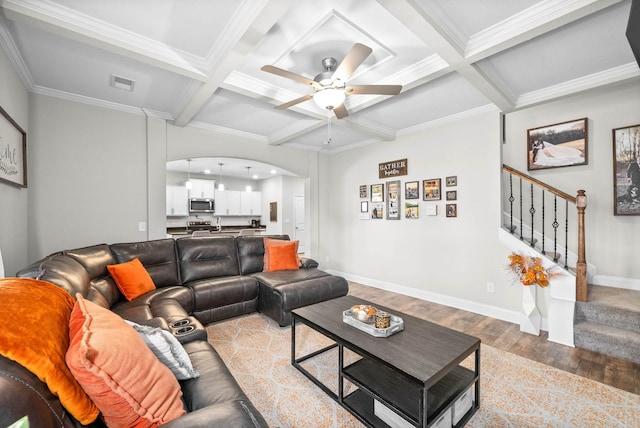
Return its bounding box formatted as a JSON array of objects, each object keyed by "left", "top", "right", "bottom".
[{"left": 293, "top": 195, "right": 305, "bottom": 254}]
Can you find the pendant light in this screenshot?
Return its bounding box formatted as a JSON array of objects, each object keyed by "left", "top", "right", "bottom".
[
  {"left": 185, "top": 159, "right": 193, "bottom": 190},
  {"left": 245, "top": 166, "right": 252, "bottom": 192},
  {"left": 218, "top": 163, "right": 225, "bottom": 191}
]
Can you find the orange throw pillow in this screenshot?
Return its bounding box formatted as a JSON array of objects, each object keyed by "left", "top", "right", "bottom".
[
  {"left": 263, "top": 239, "right": 300, "bottom": 272},
  {"left": 0, "top": 278, "right": 99, "bottom": 424},
  {"left": 107, "top": 257, "right": 156, "bottom": 301},
  {"left": 66, "top": 294, "right": 185, "bottom": 427},
  {"left": 263, "top": 238, "right": 299, "bottom": 270}
]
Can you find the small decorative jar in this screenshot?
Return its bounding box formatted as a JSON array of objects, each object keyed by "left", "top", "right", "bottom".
[{"left": 375, "top": 311, "right": 391, "bottom": 329}]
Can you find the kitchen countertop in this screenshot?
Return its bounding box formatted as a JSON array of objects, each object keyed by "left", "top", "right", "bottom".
[{"left": 167, "top": 226, "right": 266, "bottom": 237}]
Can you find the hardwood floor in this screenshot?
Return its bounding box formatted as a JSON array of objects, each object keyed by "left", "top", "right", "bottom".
[{"left": 347, "top": 281, "right": 640, "bottom": 395}]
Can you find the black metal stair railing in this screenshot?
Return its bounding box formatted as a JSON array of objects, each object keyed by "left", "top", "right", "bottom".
[{"left": 502, "top": 165, "right": 583, "bottom": 275}]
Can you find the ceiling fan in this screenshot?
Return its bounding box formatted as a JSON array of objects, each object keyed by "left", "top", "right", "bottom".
[{"left": 261, "top": 43, "right": 402, "bottom": 119}]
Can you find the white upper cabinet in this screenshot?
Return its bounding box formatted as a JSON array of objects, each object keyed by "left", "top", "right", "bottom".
[
  {"left": 241, "top": 191, "right": 262, "bottom": 215},
  {"left": 166, "top": 186, "right": 188, "bottom": 216},
  {"left": 216, "top": 190, "right": 261, "bottom": 216},
  {"left": 189, "top": 179, "right": 216, "bottom": 199}
]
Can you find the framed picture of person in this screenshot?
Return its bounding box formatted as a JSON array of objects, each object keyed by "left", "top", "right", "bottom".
[
  {"left": 371, "top": 203, "right": 384, "bottom": 219},
  {"left": 613, "top": 123, "right": 640, "bottom": 216},
  {"left": 423, "top": 178, "right": 441, "bottom": 201},
  {"left": 446, "top": 203, "right": 457, "bottom": 218},
  {"left": 527, "top": 118, "right": 588, "bottom": 171},
  {"left": 405, "top": 181, "right": 419, "bottom": 199},
  {"left": 405, "top": 202, "right": 418, "bottom": 219}
]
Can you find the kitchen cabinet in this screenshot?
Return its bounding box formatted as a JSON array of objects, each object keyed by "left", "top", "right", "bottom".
[
  {"left": 215, "top": 190, "right": 241, "bottom": 215},
  {"left": 166, "top": 185, "right": 188, "bottom": 216},
  {"left": 240, "top": 191, "right": 262, "bottom": 215},
  {"left": 215, "top": 190, "right": 261, "bottom": 216},
  {"left": 189, "top": 179, "right": 216, "bottom": 199}
]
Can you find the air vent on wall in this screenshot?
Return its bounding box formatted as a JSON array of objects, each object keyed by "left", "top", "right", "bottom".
[{"left": 110, "top": 74, "right": 135, "bottom": 91}]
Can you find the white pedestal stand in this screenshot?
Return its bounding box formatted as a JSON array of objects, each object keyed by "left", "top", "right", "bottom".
[{"left": 520, "top": 284, "right": 541, "bottom": 335}]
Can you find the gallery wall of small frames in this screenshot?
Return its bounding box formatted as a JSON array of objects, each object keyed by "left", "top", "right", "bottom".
[{"left": 359, "top": 175, "right": 458, "bottom": 220}]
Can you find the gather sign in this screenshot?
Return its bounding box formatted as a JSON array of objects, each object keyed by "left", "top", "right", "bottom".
[{"left": 378, "top": 158, "right": 407, "bottom": 178}]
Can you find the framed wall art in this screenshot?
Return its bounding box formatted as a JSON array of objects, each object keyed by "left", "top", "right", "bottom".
[
  {"left": 423, "top": 178, "right": 441, "bottom": 201},
  {"left": 360, "top": 201, "right": 369, "bottom": 213},
  {"left": 371, "top": 203, "right": 384, "bottom": 219},
  {"left": 613, "top": 123, "right": 640, "bottom": 216},
  {"left": 446, "top": 176, "right": 457, "bottom": 187},
  {"left": 446, "top": 203, "right": 457, "bottom": 218},
  {"left": 405, "top": 202, "right": 418, "bottom": 219},
  {"left": 0, "top": 106, "right": 27, "bottom": 188},
  {"left": 405, "top": 181, "right": 419, "bottom": 199},
  {"left": 371, "top": 184, "right": 384, "bottom": 203},
  {"left": 359, "top": 185, "right": 368, "bottom": 198},
  {"left": 527, "top": 117, "right": 588, "bottom": 171},
  {"left": 386, "top": 180, "right": 401, "bottom": 220},
  {"left": 446, "top": 190, "right": 457, "bottom": 201}
]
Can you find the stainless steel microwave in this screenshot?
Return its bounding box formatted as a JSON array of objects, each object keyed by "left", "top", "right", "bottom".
[{"left": 189, "top": 198, "right": 214, "bottom": 213}]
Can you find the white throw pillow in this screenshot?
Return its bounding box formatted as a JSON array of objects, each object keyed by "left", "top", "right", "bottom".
[{"left": 125, "top": 320, "right": 199, "bottom": 380}]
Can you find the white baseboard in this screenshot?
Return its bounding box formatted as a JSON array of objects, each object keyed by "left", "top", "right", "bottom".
[
  {"left": 328, "top": 269, "right": 528, "bottom": 328},
  {"left": 591, "top": 275, "right": 640, "bottom": 291}
]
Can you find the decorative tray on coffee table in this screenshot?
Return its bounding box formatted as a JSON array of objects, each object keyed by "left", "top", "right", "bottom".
[{"left": 342, "top": 306, "right": 404, "bottom": 338}]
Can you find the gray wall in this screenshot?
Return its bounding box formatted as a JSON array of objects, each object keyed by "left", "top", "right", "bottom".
[{"left": 0, "top": 46, "right": 29, "bottom": 276}]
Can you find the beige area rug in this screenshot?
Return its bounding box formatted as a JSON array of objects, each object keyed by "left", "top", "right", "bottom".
[{"left": 206, "top": 314, "right": 639, "bottom": 428}]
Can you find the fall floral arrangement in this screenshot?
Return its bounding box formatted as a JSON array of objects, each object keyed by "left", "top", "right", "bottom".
[{"left": 507, "top": 252, "right": 560, "bottom": 287}]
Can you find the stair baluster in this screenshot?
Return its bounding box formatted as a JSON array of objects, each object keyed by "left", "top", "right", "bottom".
[
  {"left": 529, "top": 183, "right": 535, "bottom": 247},
  {"left": 552, "top": 196, "right": 559, "bottom": 262},
  {"left": 564, "top": 200, "right": 569, "bottom": 269},
  {"left": 541, "top": 190, "right": 546, "bottom": 255}
]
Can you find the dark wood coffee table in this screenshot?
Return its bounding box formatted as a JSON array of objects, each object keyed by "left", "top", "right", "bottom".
[{"left": 292, "top": 295, "right": 480, "bottom": 427}]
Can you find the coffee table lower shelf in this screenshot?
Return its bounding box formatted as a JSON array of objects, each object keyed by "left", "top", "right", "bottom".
[{"left": 342, "top": 358, "right": 477, "bottom": 427}]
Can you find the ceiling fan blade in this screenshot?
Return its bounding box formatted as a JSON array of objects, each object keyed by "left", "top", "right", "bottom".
[
  {"left": 275, "top": 94, "right": 314, "bottom": 110},
  {"left": 346, "top": 84, "right": 402, "bottom": 96},
  {"left": 331, "top": 43, "right": 372, "bottom": 82},
  {"left": 261, "top": 65, "right": 322, "bottom": 90},
  {"left": 333, "top": 104, "right": 349, "bottom": 119}
]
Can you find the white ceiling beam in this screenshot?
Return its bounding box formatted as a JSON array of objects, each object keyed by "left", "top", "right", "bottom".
[
  {"left": 173, "top": 0, "right": 289, "bottom": 127},
  {"left": 465, "top": 0, "right": 625, "bottom": 62},
  {"left": 376, "top": 0, "right": 514, "bottom": 112},
  {"left": 2, "top": 0, "right": 208, "bottom": 81}
]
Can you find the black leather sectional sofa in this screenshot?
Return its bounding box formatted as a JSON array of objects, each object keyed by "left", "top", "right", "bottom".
[{"left": 0, "top": 235, "right": 348, "bottom": 427}]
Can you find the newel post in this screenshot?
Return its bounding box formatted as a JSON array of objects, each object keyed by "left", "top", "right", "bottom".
[{"left": 575, "top": 190, "right": 588, "bottom": 302}]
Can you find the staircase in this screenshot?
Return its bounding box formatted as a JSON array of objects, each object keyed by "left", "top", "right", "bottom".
[
  {"left": 502, "top": 165, "right": 640, "bottom": 363},
  {"left": 574, "top": 284, "right": 640, "bottom": 364}
]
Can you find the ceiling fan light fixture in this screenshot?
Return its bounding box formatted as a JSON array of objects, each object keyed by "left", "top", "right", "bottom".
[{"left": 314, "top": 88, "right": 345, "bottom": 110}]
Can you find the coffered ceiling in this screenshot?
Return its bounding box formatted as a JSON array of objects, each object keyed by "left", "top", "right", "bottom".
[{"left": 1, "top": 0, "right": 638, "bottom": 158}]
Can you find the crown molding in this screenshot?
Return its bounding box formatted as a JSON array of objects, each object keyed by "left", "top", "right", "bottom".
[
  {"left": 516, "top": 62, "right": 640, "bottom": 108},
  {"left": 0, "top": 15, "right": 35, "bottom": 91},
  {"left": 466, "top": 0, "right": 623, "bottom": 61},
  {"left": 31, "top": 85, "right": 147, "bottom": 116},
  {"left": 2, "top": 0, "right": 208, "bottom": 80}
]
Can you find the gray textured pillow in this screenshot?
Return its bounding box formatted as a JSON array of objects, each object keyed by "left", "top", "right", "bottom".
[{"left": 125, "top": 320, "right": 199, "bottom": 380}]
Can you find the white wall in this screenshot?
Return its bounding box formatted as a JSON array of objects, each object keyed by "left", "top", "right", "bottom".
[
  {"left": 503, "top": 81, "right": 640, "bottom": 283},
  {"left": 0, "top": 46, "right": 29, "bottom": 276},
  {"left": 322, "top": 109, "right": 522, "bottom": 318}
]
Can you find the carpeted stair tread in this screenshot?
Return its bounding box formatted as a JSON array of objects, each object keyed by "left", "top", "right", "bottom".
[
  {"left": 575, "top": 285, "right": 640, "bottom": 331},
  {"left": 573, "top": 321, "right": 640, "bottom": 364}
]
